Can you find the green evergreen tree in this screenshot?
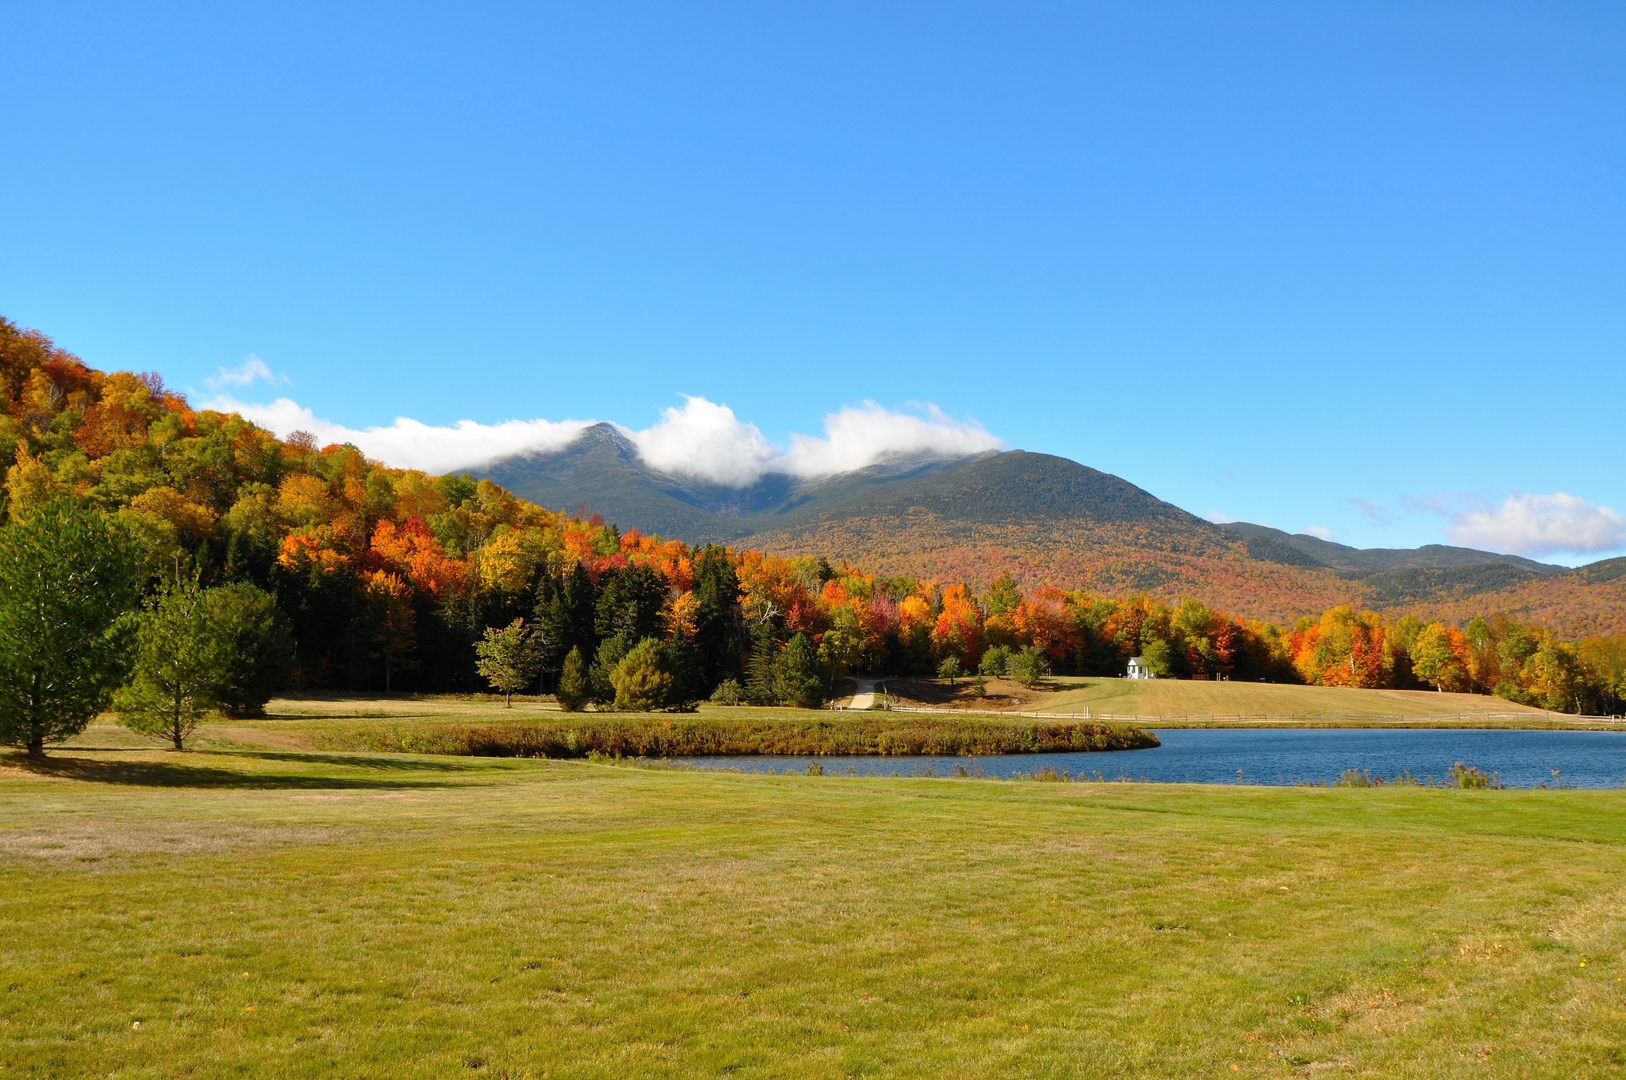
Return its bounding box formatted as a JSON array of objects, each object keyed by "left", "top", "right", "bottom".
[
  {"left": 744, "top": 621, "right": 778, "bottom": 706},
  {"left": 536, "top": 561, "right": 598, "bottom": 687},
  {"left": 594, "top": 564, "right": 667, "bottom": 642},
  {"left": 665, "top": 630, "right": 700, "bottom": 710},
  {"left": 556, "top": 645, "right": 589, "bottom": 712},
  {"left": 690, "top": 544, "right": 742, "bottom": 693},
  {"left": 589, "top": 634, "right": 631, "bottom": 704},
  {"left": 532, "top": 572, "right": 561, "bottom": 679},
  {"left": 210, "top": 582, "right": 294, "bottom": 717},
  {"left": 773, "top": 632, "right": 825, "bottom": 708},
  {"left": 115, "top": 579, "right": 232, "bottom": 749},
  {"left": 0, "top": 499, "right": 139, "bottom": 757},
  {"left": 610, "top": 637, "right": 674, "bottom": 711}
]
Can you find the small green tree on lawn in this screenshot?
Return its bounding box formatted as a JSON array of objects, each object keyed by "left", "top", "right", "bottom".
[
  {"left": 709, "top": 678, "right": 743, "bottom": 706},
  {"left": 978, "top": 645, "right": 1012, "bottom": 679},
  {"left": 115, "top": 579, "right": 232, "bottom": 750},
  {"left": 474, "top": 618, "right": 542, "bottom": 706},
  {"left": 589, "top": 634, "right": 631, "bottom": 705},
  {"left": 938, "top": 656, "right": 963, "bottom": 686},
  {"left": 1007, "top": 645, "right": 1050, "bottom": 689}
]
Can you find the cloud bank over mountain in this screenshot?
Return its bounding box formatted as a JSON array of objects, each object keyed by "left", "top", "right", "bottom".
[{"left": 201, "top": 389, "right": 1002, "bottom": 485}]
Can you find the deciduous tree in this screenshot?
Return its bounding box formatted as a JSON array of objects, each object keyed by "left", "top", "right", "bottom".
[
  {"left": 0, "top": 500, "right": 138, "bottom": 756},
  {"left": 474, "top": 618, "right": 542, "bottom": 706},
  {"left": 1007, "top": 645, "right": 1050, "bottom": 688}
]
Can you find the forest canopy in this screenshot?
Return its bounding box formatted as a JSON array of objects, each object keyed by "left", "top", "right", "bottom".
[{"left": 2, "top": 315, "right": 1621, "bottom": 721}]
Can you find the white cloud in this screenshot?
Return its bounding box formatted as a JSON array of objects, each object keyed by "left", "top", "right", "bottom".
[
  {"left": 201, "top": 394, "right": 593, "bottom": 473},
  {"left": 778, "top": 401, "right": 1001, "bottom": 478},
  {"left": 1299, "top": 525, "right": 1335, "bottom": 541},
  {"left": 626, "top": 397, "right": 777, "bottom": 487},
  {"left": 200, "top": 393, "right": 1001, "bottom": 482},
  {"left": 1447, "top": 492, "right": 1626, "bottom": 558},
  {"left": 1204, "top": 510, "right": 1240, "bottom": 524},
  {"left": 206, "top": 355, "right": 284, "bottom": 391}
]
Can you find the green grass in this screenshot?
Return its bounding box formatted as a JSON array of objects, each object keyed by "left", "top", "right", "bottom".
[
  {"left": 3, "top": 720, "right": 1624, "bottom": 1077},
  {"left": 1011, "top": 678, "right": 1591, "bottom": 726}
]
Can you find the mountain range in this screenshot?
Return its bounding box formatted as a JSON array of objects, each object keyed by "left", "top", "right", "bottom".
[{"left": 474, "top": 424, "right": 1626, "bottom": 635}]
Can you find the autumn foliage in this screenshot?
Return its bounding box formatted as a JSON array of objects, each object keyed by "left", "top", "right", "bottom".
[{"left": 2, "top": 315, "right": 1621, "bottom": 715}]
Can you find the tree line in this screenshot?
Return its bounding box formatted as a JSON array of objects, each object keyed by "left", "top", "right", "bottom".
[{"left": 1, "top": 315, "right": 1621, "bottom": 757}]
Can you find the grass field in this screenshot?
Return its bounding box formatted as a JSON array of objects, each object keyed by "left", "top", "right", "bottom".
[
  {"left": 1008, "top": 678, "right": 1570, "bottom": 724},
  {"left": 3, "top": 722, "right": 1624, "bottom": 1078}
]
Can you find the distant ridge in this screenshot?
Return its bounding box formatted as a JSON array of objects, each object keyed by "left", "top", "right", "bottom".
[
  {"left": 1215, "top": 521, "right": 1559, "bottom": 576},
  {"left": 472, "top": 428, "right": 1625, "bottom": 633}
]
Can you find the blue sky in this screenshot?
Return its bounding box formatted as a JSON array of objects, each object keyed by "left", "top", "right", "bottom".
[{"left": 2, "top": 2, "right": 1623, "bottom": 562}]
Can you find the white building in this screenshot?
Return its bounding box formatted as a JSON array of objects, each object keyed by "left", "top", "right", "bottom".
[{"left": 1126, "top": 657, "right": 1155, "bottom": 680}]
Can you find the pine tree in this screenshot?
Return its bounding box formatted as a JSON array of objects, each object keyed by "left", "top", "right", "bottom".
[
  {"left": 691, "top": 544, "right": 742, "bottom": 693},
  {"left": 744, "top": 621, "right": 778, "bottom": 706},
  {"left": 609, "top": 638, "right": 673, "bottom": 712},
  {"left": 210, "top": 583, "right": 294, "bottom": 717},
  {"left": 594, "top": 564, "right": 667, "bottom": 642},
  {"left": 556, "top": 646, "right": 588, "bottom": 712},
  {"left": 589, "top": 634, "right": 631, "bottom": 704},
  {"left": 535, "top": 561, "right": 599, "bottom": 689},
  {"left": 115, "top": 579, "right": 232, "bottom": 750},
  {"left": 773, "top": 632, "right": 825, "bottom": 709}
]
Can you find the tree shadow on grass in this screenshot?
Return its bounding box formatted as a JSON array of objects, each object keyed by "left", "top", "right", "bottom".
[
  {"left": 196, "top": 749, "right": 477, "bottom": 772},
  {"left": 1, "top": 753, "right": 472, "bottom": 790}
]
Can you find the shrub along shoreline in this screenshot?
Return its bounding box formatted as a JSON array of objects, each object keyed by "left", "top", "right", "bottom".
[{"left": 315, "top": 715, "right": 1160, "bottom": 759}]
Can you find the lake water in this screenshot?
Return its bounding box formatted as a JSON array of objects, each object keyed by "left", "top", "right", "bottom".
[{"left": 680, "top": 727, "right": 1626, "bottom": 788}]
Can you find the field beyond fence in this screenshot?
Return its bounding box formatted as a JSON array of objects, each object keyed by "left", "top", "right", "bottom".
[{"left": 882, "top": 704, "right": 1625, "bottom": 727}]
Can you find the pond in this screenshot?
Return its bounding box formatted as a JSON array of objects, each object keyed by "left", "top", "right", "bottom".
[{"left": 680, "top": 727, "right": 1626, "bottom": 788}]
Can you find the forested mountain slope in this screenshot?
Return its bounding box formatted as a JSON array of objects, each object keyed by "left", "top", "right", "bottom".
[{"left": 479, "top": 431, "right": 1626, "bottom": 634}]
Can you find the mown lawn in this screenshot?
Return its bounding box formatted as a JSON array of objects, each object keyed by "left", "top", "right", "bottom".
[{"left": 2, "top": 730, "right": 1623, "bottom": 1078}]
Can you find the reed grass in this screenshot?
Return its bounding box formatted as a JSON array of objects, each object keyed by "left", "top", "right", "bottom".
[{"left": 310, "top": 714, "right": 1158, "bottom": 758}]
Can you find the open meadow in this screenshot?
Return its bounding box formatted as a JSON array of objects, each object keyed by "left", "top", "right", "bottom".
[
  {"left": 883, "top": 677, "right": 1591, "bottom": 727},
  {"left": 3, "top": 717, "right": 1624, "bottom": 1078}
]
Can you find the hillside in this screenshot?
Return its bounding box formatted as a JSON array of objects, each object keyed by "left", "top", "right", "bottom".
[
  {"left": 1215, "top": 521, "right": 1557, "bottom": 576},
  {"left": 476, "top": 433, "right": 1626, "bottom": 634}
]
